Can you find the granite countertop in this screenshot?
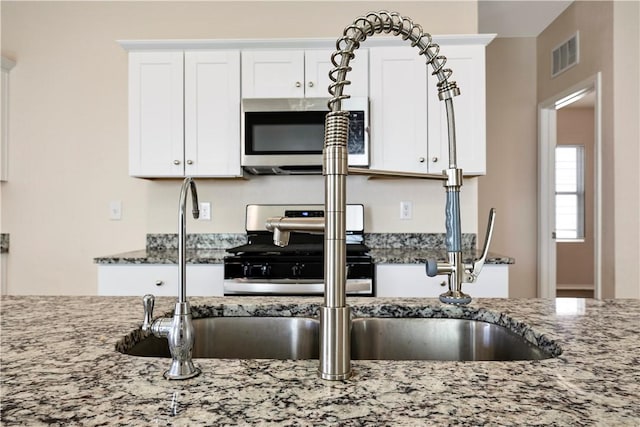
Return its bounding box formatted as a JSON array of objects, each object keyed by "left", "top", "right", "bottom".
[
  {"left": 1, "top": 296, "right": 638, "bottom": 425},
  {"left": 93, "top": 248, "right": 513, "bottom": 265},
  {"left": 93, "top": 248, "right": 229, "bottom": 265},
  {"left": 94, "top": 232, "right": 514, "bottom": 265}
]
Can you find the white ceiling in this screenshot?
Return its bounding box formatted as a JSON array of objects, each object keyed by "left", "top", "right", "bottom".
[{"left": 479, "top": 0, "right": 574, "bottom": 37}]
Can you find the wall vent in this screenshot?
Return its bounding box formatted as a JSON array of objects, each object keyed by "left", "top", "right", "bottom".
[{"left": 552, "top": 32, "right": 579, "bottom": 78}]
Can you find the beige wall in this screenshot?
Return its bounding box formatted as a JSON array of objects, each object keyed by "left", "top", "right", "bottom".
[
  {"left": 0, "top": 1, "right": 480, "bottom": 295},
  {"left": 479, "top": 37, "right": 538, "bottom": 298},
  {"left": 556, "top": 107, "right": 595, "bottom": 288},
  {"left": 537, "top": 1, "right": 618, "bottom": 297},
  {"left": 613, "top": 0, "right": 640, "bottom": 298},
  {"left": 538, "top": 0, "right": 640, "bottom": 298}
]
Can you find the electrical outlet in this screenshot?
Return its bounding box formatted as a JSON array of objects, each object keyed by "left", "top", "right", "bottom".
[
  {"left": 109, "top": 201, "right": 122, "bottom": 221},
  {"left": 199, "top": 202, "right": 211, "bottom": 221},
  {"left": 400, "top": 201, "right": 413, "bottom": 220}
]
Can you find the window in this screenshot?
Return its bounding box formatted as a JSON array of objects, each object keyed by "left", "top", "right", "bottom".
[{"left": 555, "top": 145, "right": 585, "bottom": 240}]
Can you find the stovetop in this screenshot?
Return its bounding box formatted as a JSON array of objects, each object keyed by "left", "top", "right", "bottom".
[{"left": 226, "top": 203, "right": 370, "bottom": 259}]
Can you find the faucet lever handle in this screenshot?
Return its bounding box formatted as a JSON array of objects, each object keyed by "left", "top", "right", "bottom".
[
  {"left": 142, "top": 294, "right": 155, "bottom": 333},
  {"left": 466, "top": 208, "right": 496, "bottom": 283}
]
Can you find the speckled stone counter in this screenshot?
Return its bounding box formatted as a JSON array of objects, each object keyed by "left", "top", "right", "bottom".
[
  {"left": 1, "top": 296, "right": 638, "bottom": 425},
  {"left": 93, "top": 248, "right": 229, "bottom": 265},
  {"left": 94, "top": 233, "right": 514, "bottom": 265}
]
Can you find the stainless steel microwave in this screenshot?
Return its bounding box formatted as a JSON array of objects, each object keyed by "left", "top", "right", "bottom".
[{"left": 241, "top": 97, "right": 369, "bottom": 175}]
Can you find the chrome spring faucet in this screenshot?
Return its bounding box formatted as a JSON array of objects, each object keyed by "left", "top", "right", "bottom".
[
  {"left": 266, "top": 11, "right": 496, "bottom": 381},
  {"left": 141, "top": 177, "right": 201, "bottom": 380}
]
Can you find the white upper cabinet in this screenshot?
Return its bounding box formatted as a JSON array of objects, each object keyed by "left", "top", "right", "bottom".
[
  {"left": 369, "top": 47, "right": 429, "bottom": 174},
  {"left": 129, "top": 51, "right": 184, "bottom": 177},
  {"left": 304, "top": 49, "right": 369, "bottom": 98},
  {"left": 184, "top": 51, "right": 241, "bottom": 177},
  {"left": 122, "top": 36, "right": 490, "bottom": 178},
  {"left": 241, "top": 49, "right": 368, "bottom": 99},
  {"left": 426, "top": 45, "right": 487, "bottom": 175},
  {"left": 128, "top": 50, "right": 241, "bottom": 178},
  {"left": 241, "top": 50, "right": 305, "bottom": 98},
  {"left": 369, "top": 42, "right": 488, "bottom": 175}
]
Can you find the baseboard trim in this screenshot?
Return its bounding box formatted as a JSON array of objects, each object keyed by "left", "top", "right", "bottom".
[{"left": 557, "top": 284, "right": 594, "bottom": 291}]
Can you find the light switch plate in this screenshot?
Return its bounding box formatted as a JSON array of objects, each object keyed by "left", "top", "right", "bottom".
[
  {"left": 199, "top": 202, "right": 211, "bottom": 221},
  {"left": 400, "top": 201, "right": 412, "bottom": 220},
  {"left": 109, "top": 201, "right": 122, "bottom": 221}
]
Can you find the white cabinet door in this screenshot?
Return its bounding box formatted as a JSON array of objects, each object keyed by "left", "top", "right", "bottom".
[
  {"left": 184, "top": 51, "right": 241, "bottom": 177},
  {"left": 304, "top": 49, "right": 369, "bottom": 98},
  {"left": 242, "top": 49, "right": 369, "bottom": 99},
  {"left": 241, "top": 50, "right": 305, "bottom": 98},
  {"left": 369, "top": 45, "right": 487, "bottom": 176},
  {"left": 369, "top": 47, "right": 429, "bottom": 174},
  {"left": 376, "top": 264, "right": 508, "bottom": 298},
  {"left": 129, "top": 50, "right": 242, "bottom": 178},
  {"left": 128, "top": 51, "right": 184, "bottom": 177},
  {"left": 97, "top": 264, "right": 224, "bottom": 296},
  {"left": 427, "top": 45, "right": 487, "bottom": 175},
  {"left": 463, "top": 265, "right": 509, "bottom": 297}
]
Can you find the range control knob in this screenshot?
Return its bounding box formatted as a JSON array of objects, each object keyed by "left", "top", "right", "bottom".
[
  {"left": 291, "top": 263, "right": 305, "bottom": 278},
  {"left": 260, "top": 264, "right": 271, "bottom": 277},
  {"left": 242, "top": 263, "right": 252, "bottom": 277}
]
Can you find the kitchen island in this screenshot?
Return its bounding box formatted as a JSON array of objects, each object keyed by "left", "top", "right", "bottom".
[{"left": 1, "top": 296, "right": 638, "bottom": 425}]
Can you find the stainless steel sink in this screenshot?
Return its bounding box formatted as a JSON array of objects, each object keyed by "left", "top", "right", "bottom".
[
  {"left": 122, "top": 316, "right": 555, "bottom": 361},
  {"left": 125, "top": 317, "right": 319, "bottom": 359},
  {"left": 351, "top": 317, "right": 552, "bottom": 361}
]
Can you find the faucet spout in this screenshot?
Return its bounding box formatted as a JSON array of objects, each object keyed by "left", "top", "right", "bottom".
[
  {"left": 265, "top": 217, "right": 324, "bottom": 247},
  {"left": 178, "top": 177, "right": 199, "bottom": 303},
  {"left": 139, "top": 177, "right": 201, "bottom": 380}
]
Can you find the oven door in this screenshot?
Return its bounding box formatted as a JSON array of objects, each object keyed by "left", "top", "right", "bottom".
[{"left": 223, "top": 278, "right": 373, "bottom": 296}]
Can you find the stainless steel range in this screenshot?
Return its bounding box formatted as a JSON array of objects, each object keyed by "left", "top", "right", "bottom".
[{"left": 223, "top": 204, "right": 374, "bottom": 296}]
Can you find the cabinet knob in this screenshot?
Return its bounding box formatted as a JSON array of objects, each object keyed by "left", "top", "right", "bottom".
[
  {"left": 418, "top": 157, "right": 425, "bottom": 163},
  {"left": 440, "top": 281, "right": 447, "bottom": 287},
  {"left": 295, "top": 81, "right": 302, "bottom": 88},
  {"left": 186, "top": 160, "right": 193, "bottom": 165},
  {"left": 432, "top": 157, "right": 439, "bottom": 162},
  {"left": 308, "top": 81, "right": 314, "bottom": 88},
  {"left": 155, "top": 280, "right": 164, "bottom": 287},
  {"left": 173, "top": 160, "right": 181, "bottom": 165}
]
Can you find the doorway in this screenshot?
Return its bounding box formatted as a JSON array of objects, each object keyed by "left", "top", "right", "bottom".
[{"left": 538, "top": 73, "right": 602, "bottom": 299}]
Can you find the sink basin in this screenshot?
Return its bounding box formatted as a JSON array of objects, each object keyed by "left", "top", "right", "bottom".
[
  {"left": 351, "top": 317, "right": 552, "bottom": 361},
  {"left": 125, "top": 317, "right": 319, "bottom": 359},
  {"left": 122, "top": 316, "right": 556, "bottom": 361}
]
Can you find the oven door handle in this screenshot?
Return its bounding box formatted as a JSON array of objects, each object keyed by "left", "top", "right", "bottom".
[{"left": 223, "top": 279, "right": 372, "bottom": 295}]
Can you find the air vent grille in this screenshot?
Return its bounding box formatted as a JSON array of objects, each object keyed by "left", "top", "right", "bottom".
[{"left": 552, "top": 32, "right": 579, "bottom": 78}]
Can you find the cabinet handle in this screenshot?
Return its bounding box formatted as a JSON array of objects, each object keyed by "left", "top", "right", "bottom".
[
  {"left": 418, "top": 157, "right": 425, "bottom": 163},
  {"left": 440, "top": 281, "right": 447, "bottom": 287},
  {"left": 186, "top": 160, "right": 193, "bottom": 165},
  {"left": 295, "top": 81, "right": 301, "bottom": 88},
  {"left": 432, "top": 157, "right": 439, "bottom": 162},
  {"left": 155, "top": 280, "right": 164, "bottom": 287},
  {"left": 173, "top": 160, "right": 181, "bottom": 165},
  {"left": 308, "top": 81, "right": 314, "bottom": 88}
]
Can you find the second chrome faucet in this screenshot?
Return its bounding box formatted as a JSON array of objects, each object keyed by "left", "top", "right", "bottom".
[{"left": 142, "top": 177, "right": 201, "bottom": 380}]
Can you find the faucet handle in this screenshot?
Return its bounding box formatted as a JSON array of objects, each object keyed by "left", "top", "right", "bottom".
[
  {"left": 142, "top": 294, "right": 155, "bottom": 333},
  {"left": 465, "top": 208, "right": 496, "bottom": 283}
]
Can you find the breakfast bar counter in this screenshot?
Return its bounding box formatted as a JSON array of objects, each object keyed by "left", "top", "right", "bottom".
[{"left": 1, "top": 296, "right": 639, "bottom": 425}]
